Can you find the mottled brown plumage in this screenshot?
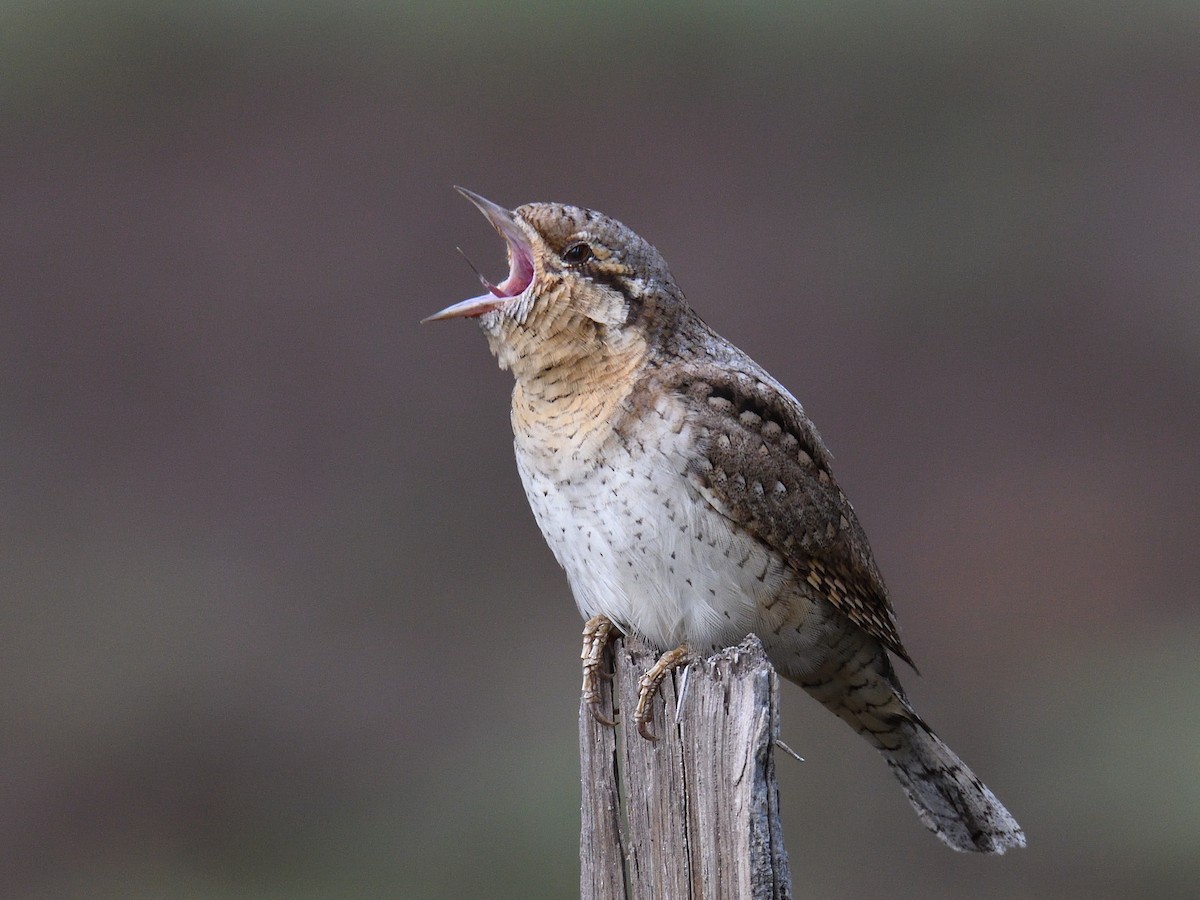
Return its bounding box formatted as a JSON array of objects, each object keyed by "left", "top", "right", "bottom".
[
  {"left": 426, "top": 188, "right": 1025, "bottom": 854},
  {"left": 636, "top": 357, "right": 916, "bottom": 669}
]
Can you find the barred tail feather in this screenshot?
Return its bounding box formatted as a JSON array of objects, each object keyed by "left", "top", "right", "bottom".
[
  {"left": 783, "top": 629, "right": 1025, "bottom": 853},
  {"left": 882, "top": 719, "right": 1026, "bottom": 854}
]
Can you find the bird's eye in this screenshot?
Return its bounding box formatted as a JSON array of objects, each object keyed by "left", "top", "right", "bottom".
[{"left": 561, "top": 242, "right": 594, "bottom": 265}]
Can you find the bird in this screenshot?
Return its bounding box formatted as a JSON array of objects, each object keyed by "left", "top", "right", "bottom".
[{"left": 424, "top": 187, "right": 1026, "bottom": 854}]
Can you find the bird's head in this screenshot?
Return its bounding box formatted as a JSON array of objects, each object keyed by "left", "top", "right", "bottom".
[{"left": 424, "top": 188, "right": 681, "bottom": 378}]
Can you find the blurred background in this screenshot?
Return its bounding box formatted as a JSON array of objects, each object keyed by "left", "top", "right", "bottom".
[{"left": 2, "top": 1, "right": 1198, "bottom": 897}]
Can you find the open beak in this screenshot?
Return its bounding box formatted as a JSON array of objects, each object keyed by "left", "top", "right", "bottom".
[{"left": 422, "top": 188, "right": 536, "bottom": 323}]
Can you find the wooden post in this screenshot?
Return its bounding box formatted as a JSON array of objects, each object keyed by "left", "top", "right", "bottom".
[{"left": 580, "top": 634, "right": 793, "bottom": 900}]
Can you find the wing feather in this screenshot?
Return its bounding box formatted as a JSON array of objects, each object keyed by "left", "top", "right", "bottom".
[{"left": 665, "top": 359, "right": 916, "bottom": 668}]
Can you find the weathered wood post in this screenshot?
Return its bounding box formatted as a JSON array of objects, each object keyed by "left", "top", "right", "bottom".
[{"left": 580, "top": 634, "right": 793, "bottom": 900}]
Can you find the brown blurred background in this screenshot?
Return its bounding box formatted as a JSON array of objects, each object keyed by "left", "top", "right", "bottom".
[{"left": 2, "top": 2, "right": 1198, "bottom": 897}]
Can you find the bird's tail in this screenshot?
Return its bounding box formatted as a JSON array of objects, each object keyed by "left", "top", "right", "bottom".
[
  {"left": 880, "top": 716, "right": 1026, "bottom": 854},
  {"left": 789, "top": 638, "right": 1026, "bottom": 853}
]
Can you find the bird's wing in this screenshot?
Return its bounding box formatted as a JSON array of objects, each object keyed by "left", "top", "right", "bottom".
[{"left": 665, "top": 360, "right": 916, "bottom": 668}]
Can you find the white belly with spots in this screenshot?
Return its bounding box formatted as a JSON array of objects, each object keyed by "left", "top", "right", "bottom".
[{"left": 515, "top": 420, "right": 792, "bottom": 652}]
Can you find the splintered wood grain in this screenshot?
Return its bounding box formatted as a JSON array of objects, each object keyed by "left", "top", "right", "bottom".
[
  {"left": 580, "top": 635, "right": 793, "bottom": 900},
  {"left": 579, "top": 639, "right": 627, "bottom": 900}
]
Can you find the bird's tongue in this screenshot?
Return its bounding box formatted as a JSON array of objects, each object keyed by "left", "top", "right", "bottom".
[
  {"left": 422, "top": 189, "right": 535, "bottom": 323},
  {"left": 422, "top": 236, "right": 531, "bottom": 322},
  {"left": 482, "top": 232, "right": 534, "bottom": 298}
]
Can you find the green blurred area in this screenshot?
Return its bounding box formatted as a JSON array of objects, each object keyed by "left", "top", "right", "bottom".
[{"left": 2, "top": 1, "right": 1198, "bottom": 897}]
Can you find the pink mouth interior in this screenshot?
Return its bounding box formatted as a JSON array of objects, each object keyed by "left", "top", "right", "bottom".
[{"left": 485, "top": 238, "right": 534, "bottom": 298}]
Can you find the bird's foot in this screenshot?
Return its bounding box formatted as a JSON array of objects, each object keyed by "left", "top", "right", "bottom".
[
  {"left": 580, "top": 614, "right": 618, "bottom": 726},
  {"left": 635, "top": 645, "right": 690, "bottom": 741}
]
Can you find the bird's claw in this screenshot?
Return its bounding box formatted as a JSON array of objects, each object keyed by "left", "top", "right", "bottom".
[
  {"left": 634, "top": 645, "right": 690, "bottom": 741},
  {"left": 580, "top": 614, "right": 617, "bottom": 726}
]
